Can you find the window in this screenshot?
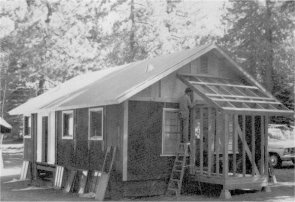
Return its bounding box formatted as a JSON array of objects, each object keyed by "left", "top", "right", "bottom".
[
  {"left": 89, "top": 108, "right": 103, "bottom": 140},
  {"left": 200, "top": 55, "right": 208, "bottom": 74},
  {"left": 162, "top": 108, "right": 180, "bottom": 156},
  {"left": 62, "top": 111, "right": 74, "bottom": 139},
  {"left": 24, "top": 116, "right": 31, "bottom": 138}
]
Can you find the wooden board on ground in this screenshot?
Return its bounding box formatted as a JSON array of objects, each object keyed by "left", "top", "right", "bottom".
[
  {"left": 20, "top": 161, "right": 30, "bottom": 180},
  {"left": 63, "top": 170, "right": 77, "bottom": 193},
  {"left": 54, "top": 166, "right": 64, "bottom": 189},
  {"left": 95, "top": 173, "right": 110, "bottom": 200},
  {"left": 78, "top": 170, "right": 88, "bottom": 194}
]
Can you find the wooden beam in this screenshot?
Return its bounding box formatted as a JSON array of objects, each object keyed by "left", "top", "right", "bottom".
[
  {"left": 260, "top": 116, "right": 265, "bottom": 175},
  {"left": 200, "top": 107, "right": 204, "bottom": 175},
  {"left": 190, "top": 105, "right": 196, "bottom": 174},
  {"left": 189, "top": 81, "right": 258, "bottom": 90},
  {"left": 179, "top": 73, "right": 232, "bottom": 81},
  {"left": 177, "top": 74, "right": 221, "bottom": 109},
  {"left": 195, "top": 78, "right": 235, "bottom": 108},
  {"left": 212, "top": 98, "right": 280, "bottom": 105},
  {"left": 235, "top": 118, "right": 260, "bottom": 175},
  {"left": 123, "top": 101, "right": 128, "bottom": 181},
  {"left": 223, "top": 108, "right": 293, "bottom": 116},
  {"left": 242, "top": 115, "right": 246, "bottom": 177},
  {"left": 223, "top": 113, "right": 229, "bottom": 178},
  {"left": 215, "top": 111, "right": 221, "bottom": 175},
  {"left": 264, "top": 116, "right": 269, "bottom": 179},
  {"left": 232, "top": 114, "right": 237, "bottom": 176},
  {"left": 207, "top": 94, "right": 274, "bottom": 101},
  {"left": 208, "top": 108, "right": 213, "bottom": 176},
  {"left": 251, "top": 115, "right": 255, "bottom": 176}
]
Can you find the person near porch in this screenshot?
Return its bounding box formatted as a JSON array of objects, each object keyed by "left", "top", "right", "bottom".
[{"left": 179, "top": 87, "right": 194, "bottom": 144}]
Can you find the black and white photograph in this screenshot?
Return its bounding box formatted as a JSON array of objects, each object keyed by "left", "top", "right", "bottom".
[{"left": 0, "top": 0, "right": 294, "bottom": 201}]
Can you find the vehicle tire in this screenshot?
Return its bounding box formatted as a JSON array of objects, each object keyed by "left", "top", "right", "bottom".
[
  {"left": 269, "top": 154, "right": 282, "bottom": 168},
  {"left": 292, "top": 159, "right": 295, "bottom": 165}
]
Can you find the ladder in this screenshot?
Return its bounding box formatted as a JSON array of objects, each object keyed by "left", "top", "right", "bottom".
[{"left": 167, "top": 142, "right": 190, "bottom": 196}]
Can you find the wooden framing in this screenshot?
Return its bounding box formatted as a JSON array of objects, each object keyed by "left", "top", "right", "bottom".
[
  {"left": 177, "top": 74, "right": 293, "bottom": 116},
  {"left": 191, "top": 107, "right": 270, "bottom": 199}
]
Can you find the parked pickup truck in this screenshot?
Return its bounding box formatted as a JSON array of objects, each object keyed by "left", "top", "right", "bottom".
[{"left": 268, "top": 124, "right": 295, "bottom": 168}]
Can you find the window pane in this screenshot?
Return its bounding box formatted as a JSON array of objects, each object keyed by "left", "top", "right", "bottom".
[
  {"left": 24, "top": 117, "right": 31, "bottom": 136},
  {"left": 63, "top": 113, "right": 73, "bottom": 137},
  {"left": 90, "top": 111, "right": 102, "bottom": 138},
  {"left": 163, "top": 110, "right": 180, "bottom": 155}
]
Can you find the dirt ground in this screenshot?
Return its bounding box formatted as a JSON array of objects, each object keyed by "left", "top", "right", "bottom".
[{"left": 1, "top": 143, "right": 295, "bottom": 201}]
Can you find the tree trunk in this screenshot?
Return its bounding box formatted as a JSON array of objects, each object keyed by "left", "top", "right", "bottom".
[
  {"left": 265, "top": 0, "right": 274, "bottom": 93},
  {"left": 129, "top": 0, "right": 136, "bottom": 63}
]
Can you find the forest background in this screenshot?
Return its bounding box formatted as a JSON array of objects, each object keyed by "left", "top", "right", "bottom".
[{"left": 0, "top": 0, "right": 294, "bottom": 138}]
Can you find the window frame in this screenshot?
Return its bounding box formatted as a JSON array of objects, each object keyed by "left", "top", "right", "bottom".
[
  {"left": 161, "top": 108, "right": 180, "bottom": 156},
  {"left": 88, "top": 108, "right": 104, "bottom": 141},
  {"left": 61, "top": 110, "right": 74, "bottom": 140},
  {"left": 23, "top": 116, "right": 31, "bottom": 138}
]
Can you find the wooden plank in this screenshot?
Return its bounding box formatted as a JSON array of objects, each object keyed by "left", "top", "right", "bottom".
[
  {"left": 211, "top": 108, "right": 216, "bottom": 174},
  {"left": 189, "top": 81, "right": 258, "bottom": 90},
  {"left": 95, "top": 173, "right": 109, "bottom": 201},
  {"left": 233, "top": 114, "right": 237, "bottom": 176},
  {"left": 54, "top": 166, "right": 61, "bottom": 189},
  {"left": 123, "top": 101, "right": 128, "bottom": 181},
  {"left": 235, "top": 119, "right": 260, "bottom": 175},
  {"left": 177, "top": 75, "right": 222, "bottom": 109},
  {"left": 264, "top": 116, "right": 269, "bottom": 178},
  {"left": 251, "top": 115, "right": 255, "bottom": 176},
  {"left": 208, "top": 108, "right": 213, "bottom": 176},
  {"left": 223, "top": 107, "right": 293, "bottom": 116},
  {"left": 190, "top": 105, "right": 196, "bottom": 174},
  {"left": 20, "top": 161, "right": 29, "bottom": 180},
  {"left": 200, "top": 107, "right": 204, "bottom": 175},
  {"left": 64, "top": 170, "right": 77, "bottom": 193},
  {"left": 206, "top": 94, "right": 274, "bottom": 101},
  {"left": 212, "top": 98, "right": 280, "bottom": 105},
  {"left": 179, "top": 73, "right": 232, "bottom": 81},
  {"left": 215, "top": 111, "right": 220, "bottom": 175},
  {"left": 223, "top": 113, "right": 229, "bottom": 178},
  {"left": 260, "top": 116, "right": 265, "bottom": 175},
  {"left": 95, "top": 146, "right": 116, "bottom": 200},
  {"left": 78, "top": 170, "right": 88, "bottom": 194},
  {"left": 242, "top": 115, "right": 246, "bottom": 177}
]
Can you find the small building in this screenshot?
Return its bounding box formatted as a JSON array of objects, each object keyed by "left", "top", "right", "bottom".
[{"left": 9, "top": 43, "right": 293, "bottom": 199}]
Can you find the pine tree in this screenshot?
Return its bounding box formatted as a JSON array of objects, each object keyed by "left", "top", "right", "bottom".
[{"left": 219, "top": 0, "right": 294, "bottom": 111}]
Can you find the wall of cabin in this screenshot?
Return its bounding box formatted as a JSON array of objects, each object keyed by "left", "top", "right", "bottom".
[
  {"left": 55, "top": 104, "right": 124, "bottom": 174},
  {"left": 127, "top": 100, "right": 178, "bottom": 181}
]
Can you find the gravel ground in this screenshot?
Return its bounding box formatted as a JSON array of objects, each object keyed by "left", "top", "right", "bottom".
[{"left": 1, "top": 143, "right": 294, "bottom": 201}]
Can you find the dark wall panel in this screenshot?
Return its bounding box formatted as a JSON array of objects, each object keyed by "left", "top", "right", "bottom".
[
  {"left": 24, "top": 139, "right": 33, "bottom": 161},
  {"left": 127, "top": 101, "right": 178, "bottom": 181},
  {"left": 75, "top": 108, "right": 89, "bottom": 169},
  {"left": 24, "top": 114, "right": 37, "bottom": 161},
  {"left": 56, "top": 111, "right": 75, "bottom": 167},
  {"left": 89, "top": 141, "right": 104, "bottom": 170},
  {"left": 106, "top": 104, "right": 123, "bottom": 174}
]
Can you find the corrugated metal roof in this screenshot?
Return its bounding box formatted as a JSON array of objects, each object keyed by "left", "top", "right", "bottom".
[{"left": 9, "top": 43, "right": 214, "bottom": 114}]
